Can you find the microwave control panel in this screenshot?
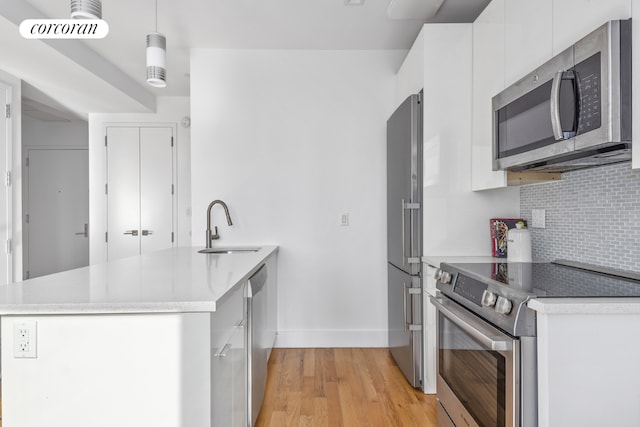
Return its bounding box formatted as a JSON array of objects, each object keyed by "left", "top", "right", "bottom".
[{"left": 576, "top": 52, "right": 602, "bottom": 134}]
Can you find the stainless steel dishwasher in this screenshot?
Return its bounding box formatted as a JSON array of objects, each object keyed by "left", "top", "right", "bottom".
[{"left": 246, "top": 264, "right": 268, "bottom": 426}]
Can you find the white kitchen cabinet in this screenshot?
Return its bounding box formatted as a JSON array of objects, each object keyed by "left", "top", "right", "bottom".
[
  {"left": 394, "top": 31, "right": 424, "bottom": 109},
  {"left": 552, "top": 0, "right": 631, "bottom": 55},
  {"left": 106, "top": 125, "right": 175, "bottom": 260},
  {"left": 396, "top": 22, "right": 519, "bottom": 253},
  {"left": 504, "top": 0, "right": 553, "bottom": 86},
  {"left": 211, "top": 281, "right": 247, "bottom": 427},
  {"left": 531, "top": 300, "right": 640, "bottom": 426},
  {"left": 471, "top": 0, "right": 508, "bottom": 191},
  {"left": 1, "top": 313, "right": 212, "bottom": 426}
]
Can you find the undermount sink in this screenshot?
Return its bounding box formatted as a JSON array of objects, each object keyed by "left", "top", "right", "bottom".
[{"left": 198, "top": 247, "right": 261, "bottom": 254}]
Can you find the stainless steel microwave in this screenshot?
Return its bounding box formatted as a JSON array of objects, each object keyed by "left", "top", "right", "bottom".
[{"left": 492, "top": 19, "right": 632, "bottom": 172}]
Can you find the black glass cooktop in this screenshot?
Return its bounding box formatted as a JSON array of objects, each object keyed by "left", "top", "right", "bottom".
[{"left": 445, "top": 261, "right": 640, "bottom": 298}]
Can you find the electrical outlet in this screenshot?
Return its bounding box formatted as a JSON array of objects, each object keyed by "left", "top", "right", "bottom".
[
  {"left": 532, "top": 209, "right": 546, "bottom": 228},
  {"left": 14, "top": 321, "right": 37, "bottom": 358}
]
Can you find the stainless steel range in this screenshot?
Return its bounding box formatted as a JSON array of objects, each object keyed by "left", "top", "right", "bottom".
[{"left": 429, "top": 260, "right": 640, "bottom": 427}]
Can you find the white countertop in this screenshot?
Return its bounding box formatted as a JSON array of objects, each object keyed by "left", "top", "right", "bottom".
[
  {"left": 528, "top": 297, "right": 640, "bottom": 314},
  {"left": 0, "top": 246, "right": 278, "bottom": 315}
]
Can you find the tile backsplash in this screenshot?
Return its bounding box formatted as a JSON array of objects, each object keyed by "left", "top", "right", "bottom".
[{"left": 520, "top": 162, "right": 640, "bottom": 273}]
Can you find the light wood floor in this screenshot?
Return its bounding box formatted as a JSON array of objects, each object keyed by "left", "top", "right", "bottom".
[{"left": 255, "top": 348, "right": 437, "bottom": 427}]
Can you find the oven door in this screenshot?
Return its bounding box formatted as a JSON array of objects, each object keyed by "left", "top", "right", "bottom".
[{"left": 430, "top": 295, "right": 519, "bottom": 427}]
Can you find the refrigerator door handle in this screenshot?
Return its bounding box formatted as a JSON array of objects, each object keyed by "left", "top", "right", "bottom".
[
  {"left": 401, "top": 199, "right": 421, "bottom": 265},
  {"left": 404, "top": 284, "right": 422, "bottom": 332},
  {"left": 401, "top": 199, "right": 407, "bottom": 266},
  {"left": 403, "top": 282, "right": 409, "bottom": 331}
]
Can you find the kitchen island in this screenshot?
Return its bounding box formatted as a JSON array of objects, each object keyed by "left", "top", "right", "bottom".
[{"left": 0, "top": 246, "right": 278, "bottom": 427}]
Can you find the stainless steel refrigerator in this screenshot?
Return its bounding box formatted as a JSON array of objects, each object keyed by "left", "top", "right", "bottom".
[{"left": 387, "top": 92, "right": 422, "bottom": 388}]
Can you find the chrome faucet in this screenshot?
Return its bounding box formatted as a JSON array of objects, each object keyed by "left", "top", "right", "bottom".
[{"left": 206, "top": 200, "right": 233, "bottom": 248}]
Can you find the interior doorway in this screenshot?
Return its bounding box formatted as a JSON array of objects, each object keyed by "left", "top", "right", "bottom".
[{"left": 21, "top": 93, "right": 89, "bottom": 280}]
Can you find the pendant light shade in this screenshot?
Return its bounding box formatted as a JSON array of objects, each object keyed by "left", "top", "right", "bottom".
[
  {"left": 71, "top": 0, "right": 102, "bottom": 19},
  {"left": 146, "top": 32, "right": 167, "bottom": 88}
]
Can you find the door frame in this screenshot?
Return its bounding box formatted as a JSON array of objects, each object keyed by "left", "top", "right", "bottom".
[
  {"left": 104, "top": 122, "right": 178, "bottom": 258},
  {"left": 23, "top": 146, "right": 89, "bottom": 279},
  {"left": 0, "top": 79, "right": 14, "bottom": 284}
]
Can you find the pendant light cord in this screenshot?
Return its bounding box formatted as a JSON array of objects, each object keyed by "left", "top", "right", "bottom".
[{"left": 155, "top": 0, "right": 158, "bottom": 32}]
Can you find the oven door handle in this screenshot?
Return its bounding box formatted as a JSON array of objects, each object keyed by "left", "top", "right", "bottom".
[{"left": 429, "top": 296, "right": 513, "bottom": 352}]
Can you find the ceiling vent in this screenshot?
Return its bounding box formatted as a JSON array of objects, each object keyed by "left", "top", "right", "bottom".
[{"left": 387, "top": 0, "right": 445, "bottom": 20}]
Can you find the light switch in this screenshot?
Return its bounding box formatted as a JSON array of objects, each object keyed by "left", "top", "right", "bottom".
[{"left": 340, "top": 213, "right": 349, "bottom": 226}]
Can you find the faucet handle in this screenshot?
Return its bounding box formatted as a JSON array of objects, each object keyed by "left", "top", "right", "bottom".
[{"left": 211, "top": 226, "right": 220, "bottom": 240}]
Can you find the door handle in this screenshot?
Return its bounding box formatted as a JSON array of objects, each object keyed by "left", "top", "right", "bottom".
[
  {"left": 123, "top": 230, "right": 139, "bottom": 236},
  {"left": 75, "top": 223, "right": 88, "bottom": 237},
  {"left": 141, "top": 229, "right": 153, "bottom": 236},
  {"left": 214, "top": 343, "right": 232, "bottom": 358}
]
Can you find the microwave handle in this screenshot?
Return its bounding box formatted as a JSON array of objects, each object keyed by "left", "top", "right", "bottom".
[
  {"left": 550, "top": 71, "right": 565, "bottom": 141},
  {"left": 550, "top": 70, "right": 578, "bottom": 140}
]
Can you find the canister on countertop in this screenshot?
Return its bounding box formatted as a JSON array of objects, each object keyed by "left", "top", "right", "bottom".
[{"left": 507, "top": 222, "right": 532, "bottom": 262}]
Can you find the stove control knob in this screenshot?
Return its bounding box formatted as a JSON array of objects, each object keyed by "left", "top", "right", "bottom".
[
  {"left": 495, "top": 296, "right": 513, "bottom": 315},
  {"left": 434, "top": 268, "right": 443, "bottom": 281},
  {"left": 440, "top": 271, "right": 452, "bottom": 285},
  {"left": 481, "top": 290, "right": 497, "bottom": 308}
]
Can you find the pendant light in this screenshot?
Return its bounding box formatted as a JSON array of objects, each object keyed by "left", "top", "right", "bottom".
[
  {"left": 146, "top": 0, "right": 167, "bottom": 88},
  {"left": 70, "top": 0, "right": 102, "bottom": 19}
]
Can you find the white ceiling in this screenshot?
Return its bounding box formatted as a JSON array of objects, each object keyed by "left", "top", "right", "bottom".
[{"left": 19, "top": 0, "right": 489, "bottom": 100}]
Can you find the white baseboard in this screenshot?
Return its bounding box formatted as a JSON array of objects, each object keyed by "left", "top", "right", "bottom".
[{"left": 274, "top": 329, "right": 388, "bottom": 348}]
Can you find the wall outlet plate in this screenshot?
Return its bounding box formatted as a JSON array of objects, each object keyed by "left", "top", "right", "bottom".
[
  {"left": 532, "top": 209, "right": 546, "bottom": 228},
  {"left": 14, "top": 321, "right": 37, "bottom": 358}
]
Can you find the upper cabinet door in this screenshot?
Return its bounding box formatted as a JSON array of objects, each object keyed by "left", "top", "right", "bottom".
[
  {"left": 472, "top": 0, "right": 507, "bottom": 191},
  {"left": 552, "top": 0, "right": 631, "bottom": 55},
  {"left": 505, "top": 0, "right": 553, "bottom": 86}
]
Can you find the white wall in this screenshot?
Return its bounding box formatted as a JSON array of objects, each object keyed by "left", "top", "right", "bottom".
[
  {"left": 22, "top": 119, "right": 88, "bottom": 148},
  {"left": 88, "top": 96, "right": 191, "bottom": 264},
  {"left": 191, "top": 49, "right": 406, "bottom": 347}
]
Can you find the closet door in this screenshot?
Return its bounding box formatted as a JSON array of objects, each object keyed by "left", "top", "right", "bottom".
[
  {"left": 106, "top": 126, "right": 175, "bottom": 261},
  {"left": 106, "top": 127, "right": 140, "bottom": 260},
  {"left": 140, "top": 127, "right": 173, "bottom": 253}
]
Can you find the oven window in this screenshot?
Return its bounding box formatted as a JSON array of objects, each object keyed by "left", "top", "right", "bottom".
[{"left": 439, "top": 312, "right": 506, "bottom": 427}]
